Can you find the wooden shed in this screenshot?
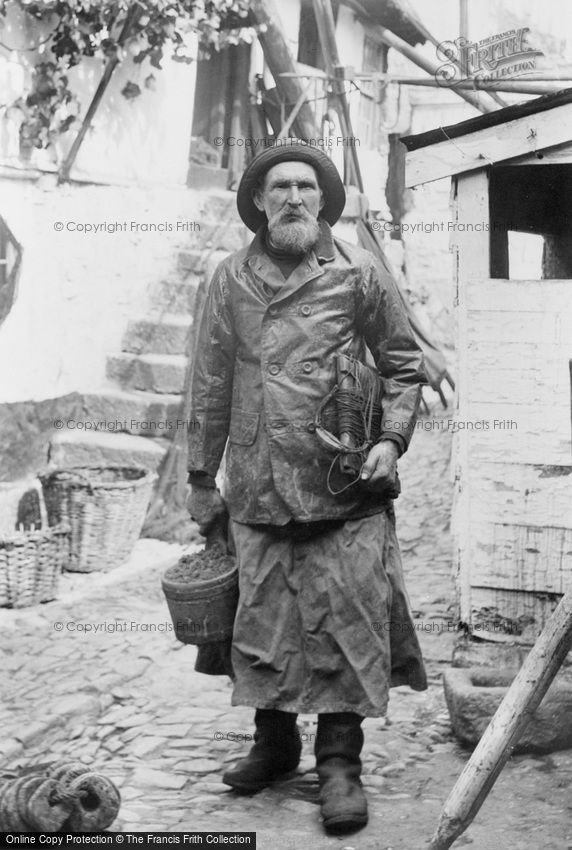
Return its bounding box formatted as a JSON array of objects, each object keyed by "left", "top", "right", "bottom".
[{"left": 401, "top": 91, "right": 572, "bottom": 665}]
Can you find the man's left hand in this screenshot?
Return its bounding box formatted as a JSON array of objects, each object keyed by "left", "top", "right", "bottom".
[{"left": 360, "top": 441, "right": 399, "bottom": 493}]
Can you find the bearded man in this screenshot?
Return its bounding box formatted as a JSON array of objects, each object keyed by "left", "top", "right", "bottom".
[{"left": 187, "top": 144, "right": 427, "bottom": 835}]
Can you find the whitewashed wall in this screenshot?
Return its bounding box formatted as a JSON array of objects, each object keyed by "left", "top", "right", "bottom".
[
  {"left": 0, "top": 5, "right": 197, "bottom": 186},
  {"left": 0, "top": 179, "right": 199, "bottom": 402},
  {"left": 0, "top": 5, "right": 201, "bottom": 404}
]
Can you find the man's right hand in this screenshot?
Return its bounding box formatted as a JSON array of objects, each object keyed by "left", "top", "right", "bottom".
[{"left": 187, "top": 485, "right": 227, "bottom": 536}]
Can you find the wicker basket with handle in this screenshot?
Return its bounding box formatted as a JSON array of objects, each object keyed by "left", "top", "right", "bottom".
[
  {"left": 39, "top": 465, "right": 156, "bottom": 573},
  {"left": 0, "top": 524, "right": 69, "bottom": 608}
]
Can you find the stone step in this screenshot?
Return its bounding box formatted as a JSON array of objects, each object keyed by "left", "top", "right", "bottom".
[
  {"left": 106, "top": 353, "right": 188, "bottom": 394},
  {"left": 185, "top": 221, "right": 248, "bottom": 253},
  {"left": 49, "top": 430, "right": 168, "bottom": 473},
  {"left": 151, "top": 276, "right": 200, "bottom": 314},
  {"left": 188, "top": 165, "right": 229, "bottom": 192},
  {"left": 121, "top": 315, "right": 192, "bottom": 356},
  {"left": 198, "top": 189, "right": 237, "bottom": 221},
  {"left": 82, "top": 389, "right": 183, "bottom": 438}
]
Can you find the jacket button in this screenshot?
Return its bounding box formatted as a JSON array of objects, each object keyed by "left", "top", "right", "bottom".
[
  {"left": 268, "top": 364, "right": 280, "bottom": 375},
  {"left": 307, "top": 421, "right": 316, "bottom": 433},
  {"left": 268, "top": 306, "right": 278, "bottom": 316},
  {"left": 300, "top": 304, "right": 311, "bottom": 316},
  {"left": 302, "top": 361, "right": 313, "bottom": 373}
]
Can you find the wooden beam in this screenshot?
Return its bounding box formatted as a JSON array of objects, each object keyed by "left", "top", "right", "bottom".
[
  {"left": 459, "top": 0, "right": 469, "bottom": 42},
  {"left": 227, "top": 44, "right": 251, "bottom": 186},
  {"left": 311, "top": 0, "right": 363, "bottom": 191},
  {"left": 276, "top": 79, "right": 314, "bottom": 140},
  {"left": 249, "top": 0, "right": 318, "bottom": 141},
  {"left": 451, "top": 169, "right": 490, "bottom": 626},
  {"left": 451, "top": 169, "right": 490, "bottom": 280},
  {"left": 398, "top": 79, "right": 561, "bottom": 95},
  {"left": 405, "top": 100, "right": 572, "bottom": 186},
  {"left": 368, "top": 22, "right": 493, "bottom": 115},
  {"left": 504, "top": 143, "right": 572, "bottom": 165}
]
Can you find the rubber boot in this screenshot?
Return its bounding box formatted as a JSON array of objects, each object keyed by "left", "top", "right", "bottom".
[
  {"left": 315, "top": 712, "right": 368, "bottom": 834},
  {"left": 222, "top": 709, "right": 301, "bottom": 793}
]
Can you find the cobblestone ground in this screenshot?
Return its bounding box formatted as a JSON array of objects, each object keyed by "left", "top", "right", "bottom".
[{"left": 1, "top": 405, "right": 571, "bottom": 849}]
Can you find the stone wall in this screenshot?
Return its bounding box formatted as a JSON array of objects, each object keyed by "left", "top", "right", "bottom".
[
  {"left": 0, "top": 6, "right": 196, "bottom": 186},
  {"left": 400, "top": 177, "right": 456, "bottom": 359},
  {"left": 0, "top": 178, "right": 201, "bottom": 403}
]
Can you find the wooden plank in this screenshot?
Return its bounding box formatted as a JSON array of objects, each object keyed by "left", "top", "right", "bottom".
[
  {"left": 468, "top": 520, "right": 572, "bottom": 595},
  {"left": 405, "top": 101, "right": 572, "bottom": 186},
  {"left": 456, "top": 403, "right": 571, "bottom": 465},
  {"left": 505, "top": 142, "right": 572, "bottom": 166},
  {"left": 453, "top": 170, "right": 491, "bottom": 623},
  {"left": 467, "top": 462, "right": 572, "bottom": 528},
  {"left": 462, "top": 278, "right": 572, "bottom": 411},
  {"left": 467, "top": 340, "right": 568, "bottom": 370},
  {"left": 466, "top": 309, "right": 562, "bottom": 343},
  {"left": 470, "top": 586, "right": 563, "bottom": 642},
  {"left": 454, "top": 170, "right": 490, "bottom": 280},
  {"left": 465, "top": 278, "right": 572, "bottom": 313},
  {"left": 227, "top": 44, "right": 251, "bottom": 187},
  {"left": 466, "top": 364, "right": 570, "bottom": 406}
]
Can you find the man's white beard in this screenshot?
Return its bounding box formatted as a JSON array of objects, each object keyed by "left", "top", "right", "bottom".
[{"left": 267, "top": 211, "right": 320, "bottom": 254}]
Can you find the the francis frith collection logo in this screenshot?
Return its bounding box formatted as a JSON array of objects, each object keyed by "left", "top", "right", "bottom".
[{"left": 435, "top": 28, "right": 544, "bottom": 87}]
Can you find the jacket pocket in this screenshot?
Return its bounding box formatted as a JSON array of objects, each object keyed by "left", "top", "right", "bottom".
[{"left": 229, "top": 408, "right": 260, "bottom": 446}]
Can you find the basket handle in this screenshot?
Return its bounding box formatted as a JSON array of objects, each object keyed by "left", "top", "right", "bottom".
[{"left": 41, "top": 469, "right": 95, "bottom": 493}]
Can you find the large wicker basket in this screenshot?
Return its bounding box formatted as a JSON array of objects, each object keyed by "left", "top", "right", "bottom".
[
  {"left": 0, "top": 524, "right": 69, "bottom": 608},
  {"left": 39, "top": 465, "right": 156, "bottom": 573}
]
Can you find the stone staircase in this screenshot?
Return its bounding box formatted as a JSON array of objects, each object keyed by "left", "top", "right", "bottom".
[{"left": 49, "top": 191, "right": 249, "bottom": 475}]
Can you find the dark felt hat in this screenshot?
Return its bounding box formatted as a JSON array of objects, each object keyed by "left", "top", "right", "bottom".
[{"left": 236, "top": 142, "right": 346, "bottom": 232}]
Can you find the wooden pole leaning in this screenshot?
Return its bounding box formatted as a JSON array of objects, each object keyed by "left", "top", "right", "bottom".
[{"left": 429, "top": 584, "right": 572, "bottom": 849}]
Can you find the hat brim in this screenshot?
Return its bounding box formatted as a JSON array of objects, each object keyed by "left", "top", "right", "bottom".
[{"left": 236, "top": 144, "right": 346, "bottom": 232}]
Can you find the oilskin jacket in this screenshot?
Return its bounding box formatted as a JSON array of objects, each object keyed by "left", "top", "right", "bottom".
[{"left": 187, "top": 220, "right": 426, "bottom": 525}]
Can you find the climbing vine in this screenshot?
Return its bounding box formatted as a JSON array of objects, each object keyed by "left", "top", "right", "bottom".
[{"left": 0, "top": 0, "right": 258, "bottom": 151}]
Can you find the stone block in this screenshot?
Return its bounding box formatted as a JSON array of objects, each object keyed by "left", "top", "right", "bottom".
[
  {"left": 187, "top": 164, "right": 229, "bottom": 192},
  {"left": 83, "top": 389, "right": 182, "bottom": 438},
  {"left": 121, "top": 316, "right": 192, "bottom": 356},
  {"left": 151, "top": 277, "right": 200, "bottom": 314},
  {"left": 0, "top": 393, "right": 84, "bottom": 481},
  {"left": 49, "top": 429, "right": 168, "bottom": 473},
  {"left": 199, "top": 190, "right": 237, "bottom": 221},
  {"left": 177, "top": 249, "right": 203, "bottom": 273},
  {"left": 106, "top": 353, "right": 188, "bottom": 395},
  {"left": 443, "top": 666, "right": 572, "bottom": 754}
]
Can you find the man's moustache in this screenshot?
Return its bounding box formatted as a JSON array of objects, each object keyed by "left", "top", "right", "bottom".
[{"left": 276, "top": 210, "right": 314, "bottom": 223}]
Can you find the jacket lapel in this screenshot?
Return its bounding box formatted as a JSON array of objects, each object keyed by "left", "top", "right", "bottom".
[
  {"left": 246, "top": 252, "right": 325, "bottom": 306},
  {"left": 243, "top": 219, "right": 334, "bottom": 306}
]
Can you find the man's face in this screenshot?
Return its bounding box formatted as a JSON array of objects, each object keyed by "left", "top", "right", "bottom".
[{"left": 253, "top": 161, "right": 324, "bottom": 254}]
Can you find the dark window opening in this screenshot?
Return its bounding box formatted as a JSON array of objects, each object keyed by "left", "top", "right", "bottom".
[{"left": 489, "top": 165, "right": 572, "bottom": 279}]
